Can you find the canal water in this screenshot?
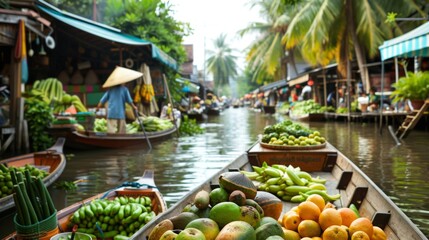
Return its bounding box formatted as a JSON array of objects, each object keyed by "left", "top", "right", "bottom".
[{"left": 1, "top": 107, "right": 428, "bottom": 238}]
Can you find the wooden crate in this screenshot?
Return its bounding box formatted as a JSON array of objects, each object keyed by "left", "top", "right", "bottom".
[{"left": 246, "top": 142, "right": 338, "bottom": 172}]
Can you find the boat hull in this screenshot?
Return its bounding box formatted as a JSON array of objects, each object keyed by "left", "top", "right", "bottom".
[
  {"left": 5, "top": 170, "right": 166, "bottom": 239},
  {"left": 0, "top": 138, "right": 67, "bottom": 213},
  {"left": 49, "top": 126, "right": 178, "bottom": 149},
  {"left": 133, "top": 143, "right": 427, "bottom": 240}
]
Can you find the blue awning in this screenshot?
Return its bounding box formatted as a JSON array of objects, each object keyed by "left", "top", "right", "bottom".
[
  {"left": 36, "top": 1, "right": 177, "bottom": 70},
  {"left": 176, "top": 78, "right": 200, "bottom": 93},
  {"left": 379, "top": 22, "right": 429, "bottom": 61}
]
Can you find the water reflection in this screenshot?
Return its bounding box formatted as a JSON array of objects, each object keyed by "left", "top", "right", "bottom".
[{"left": 0, "top": 107, "right": 428, "bottom": 238}]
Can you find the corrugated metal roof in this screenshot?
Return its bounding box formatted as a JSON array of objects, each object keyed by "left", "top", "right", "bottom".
[{"left": 36, "top": 0, "right": 177, "bottom": 70}]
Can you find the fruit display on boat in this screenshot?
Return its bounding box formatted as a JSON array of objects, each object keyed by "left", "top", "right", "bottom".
[
  {"left": 93, "top": 116, "right": 174, "bottom": 133},
  {"left": 148, "top": 168, "right": 389, "bottom": 240},
  {"left": 280, "top": 198, "right": 388, "bottom": 240},
  {"left": 260, "top": 120, "right": 326, "bottom": 148},
  {"left": 30, "top": 78, "right": 87, "bottom": 113},
  {"left": 68, "top": 196, "right": 157, "bottom": 239},
  {"left": 0, "top": 164, "right": 48, "bottom": 198},
  {"left": 241, "top": 162, "right": 340, "bottom": 203}
]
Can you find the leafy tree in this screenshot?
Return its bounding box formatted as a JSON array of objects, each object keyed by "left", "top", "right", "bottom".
[
  {"left": 206, "top": 34, "right": 239, "bottom": 91},
  {"left": 44, "top": 0, "right": 191, "bottom": 103},
  {"left": 283, "top": 0, "right": 426, "bottom": 92},
  {"left": 240, "top": 0, "right": 302, "bottom": 84}
]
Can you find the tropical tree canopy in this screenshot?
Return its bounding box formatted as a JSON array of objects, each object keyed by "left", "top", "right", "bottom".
[{"left": 206, "top": 34, "right": 239, "bottom": 89}]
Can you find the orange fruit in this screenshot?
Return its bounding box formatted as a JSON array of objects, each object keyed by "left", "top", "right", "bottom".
[
  {"left": 371, "top": 226, "right": 387, "bottom": 240},
  {"left": 349, "top": 217, "right": 373, "bottom": 237},
  {"left": 297, "top": 219, "right": 321, "bottom": 238},
  {"left": 337, "top": 207, "right": 358, "bottom": 227},
  {"left": 323, "top": 202, "right": 336, "bottom": 210},
  {"left": 312, "top": 237, "right": 322, "bottom": 240},
  {"left": 318, "top": 208, "right": 342, "bottom": 231},
  {"left": 306, "top": 194, "right": 325, "bottom": 212},
  {"left": 282, "top": 228, "right": 300, "bottom": 240},
  {"left": 322, "top": 225, "right": 348, "bottom": 240},
  {"left": 297, "top": 201, "right": 321, "bottom": 221},
  {"left": 282, "top": 211, "right": 301, "bottom": 231},
  {"left": 351, "top": 230, "right": 370, "bottom": 240}
]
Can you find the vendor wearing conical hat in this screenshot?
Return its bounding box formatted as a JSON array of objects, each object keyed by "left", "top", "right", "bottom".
[{"left": 97, "top": 66, "right": 141, "bottom": 134}]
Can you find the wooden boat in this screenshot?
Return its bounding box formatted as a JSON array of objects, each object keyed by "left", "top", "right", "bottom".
[
  {"left": 132, "top": 141, "right": 427, "bottom": 240},
  {"left": 5, "top": 169, "right": 167, "bottom": 240},
  {"left": 263, "top": 105, "right": 276, "bottom": 114},
  {"left": 205, "top": 107, "right": 221, "bottom": 116},
  {"left": 184, "top": 111, "right": 207, "bottom": 122},
  {"left": 288, "top": 110, "right": 309, "bottom": 121},
  {"left": 48, "top": 125, "right": 178, "bottom": 150},
  {"left": 308, "top": 113, "right": 327, "bottom": 122},
  {"left": 0, "top": 138, "right": 66, "bottom": 213}
]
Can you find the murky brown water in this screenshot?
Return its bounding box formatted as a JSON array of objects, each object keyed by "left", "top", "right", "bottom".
[{"left": 1, "top": 107, "right": 428, "bottom": 238}]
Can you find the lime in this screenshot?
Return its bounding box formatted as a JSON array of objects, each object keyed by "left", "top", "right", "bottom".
[{"left": 209, "top": 187, "right": 229, "bottom": 206}]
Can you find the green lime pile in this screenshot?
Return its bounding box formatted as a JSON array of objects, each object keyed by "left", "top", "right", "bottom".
[{"left": 260, "top": 120, "right": 326, "bottom": 146}]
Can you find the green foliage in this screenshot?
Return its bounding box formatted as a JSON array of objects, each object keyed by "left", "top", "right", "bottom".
[
  {"left": 24, "top": 94, "right": 54, "bottom": 151},
  {"left": 391, "top": 71, "right": 429, "bottom": 103},
  {"left": 103, "top": 0, "right": 189, "bottom": 68},
  {"left": 179, "top": 115, "right": 204, "bottom": 136},
  {"left": 206, "top": 34, "right": 239, "bottom": 88},
  {"left": 54, "top": 180, "right": 78, "bottom": 191},
  {"left": 291, "top": 100, "right": 335, "bottom": 114}
]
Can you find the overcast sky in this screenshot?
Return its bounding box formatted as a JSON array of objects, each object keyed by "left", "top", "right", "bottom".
[{"left": 168, "top": 0, "right": 263, "bottom": 74}]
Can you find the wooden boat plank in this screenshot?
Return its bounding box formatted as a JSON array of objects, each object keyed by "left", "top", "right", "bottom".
[
  {"left": 132, "top": 144, "right": 427, "bottom": 239},
  {"left": 49, "top": 125, "right": 177, "bottom": 149}
]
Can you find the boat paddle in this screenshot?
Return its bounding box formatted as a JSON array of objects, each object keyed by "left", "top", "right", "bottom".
[{"left": 134, "top": 109, "right": 152, "bottom": 150}]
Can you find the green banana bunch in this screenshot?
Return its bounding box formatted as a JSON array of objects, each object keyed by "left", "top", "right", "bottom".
[{"left": 241, "top": 162, "right": 339, "bottom": 203}]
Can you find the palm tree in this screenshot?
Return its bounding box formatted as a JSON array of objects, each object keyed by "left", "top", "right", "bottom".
[
  {"left": 283, "top": 0, "right": 426, "bottom": 92},
  {"left": 206, "top": 34, "right": 239, "bottom": 91},
  {"left": 240, "top": 0, "right": 300, "bottom": 84}
]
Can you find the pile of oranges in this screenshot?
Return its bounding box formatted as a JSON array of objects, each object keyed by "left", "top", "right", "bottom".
[{"left": 279, "top": 194, "right": 387, "bottom": 240}]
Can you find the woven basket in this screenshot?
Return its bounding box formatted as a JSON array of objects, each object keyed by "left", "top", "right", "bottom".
[
  {"left": 260, "top": 141, "right": 326, "bottom": 150},
  {"left": 14, "top": 211, "right": 58, "bottom": 238}
]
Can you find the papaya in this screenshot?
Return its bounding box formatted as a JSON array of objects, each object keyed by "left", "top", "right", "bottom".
[
  {"left": 159, "top": 230, "right": 178, "bottom": 240},
  {"left": 215, "top": 221, "right": 256, "bottom": 240},
  {"left": 209, "top": 187, "right": 229, "bottom": 206},
  {"left": 245, "top": 199, "right": 264, "bottom": 217},
  {"left": 255, "top": 222, "right": 285, "bottom": 240},
  {"left": 185, "top": 218, "right": 219, "bottom": 240},
  {"left": 265, "top": 236, "right": 284, "bottom": 240},
  {"left": 169, "top": 212, "right": 200, "bottom": 230},
  {"left": 194, "top": 190, "right": 210, "bottom": 209},
  {"left": 208, "top": 201, "right": 241, "bottom": 228},
  {"left": 176, "top": 228, "right": 205, "bottom": 240},
  {"left": 239, "top": 205, "right": 261, "bottom": 228},
  {"left": 148, "top": 219, "right": 174, "bottom": 240},
  {"left": 229, "top": 190, "right": 246, "bottom": 206}
]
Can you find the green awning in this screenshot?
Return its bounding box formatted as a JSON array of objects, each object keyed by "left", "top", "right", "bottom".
[
  {"left": 379, "top": 22, "right": 429, "bottom": 61},
  {"left": 36, "top": 2, "right": 177, "bottom": 70}
]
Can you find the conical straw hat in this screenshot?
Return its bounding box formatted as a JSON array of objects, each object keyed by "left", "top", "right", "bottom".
[{"left": 102, "top": 66, "right": 143, "bottom": 88}]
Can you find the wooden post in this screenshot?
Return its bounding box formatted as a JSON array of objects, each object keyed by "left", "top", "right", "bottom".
[
  {"left": 16, "top": 97, "right": 24, "bottom": 151},
  {"left": 162, "top": 74, "right": 180, "bottom": 136}
]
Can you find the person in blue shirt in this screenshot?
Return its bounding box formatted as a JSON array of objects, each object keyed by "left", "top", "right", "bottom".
[{"left": 97, "top": 84, "right": 137, "bottom": 133}]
